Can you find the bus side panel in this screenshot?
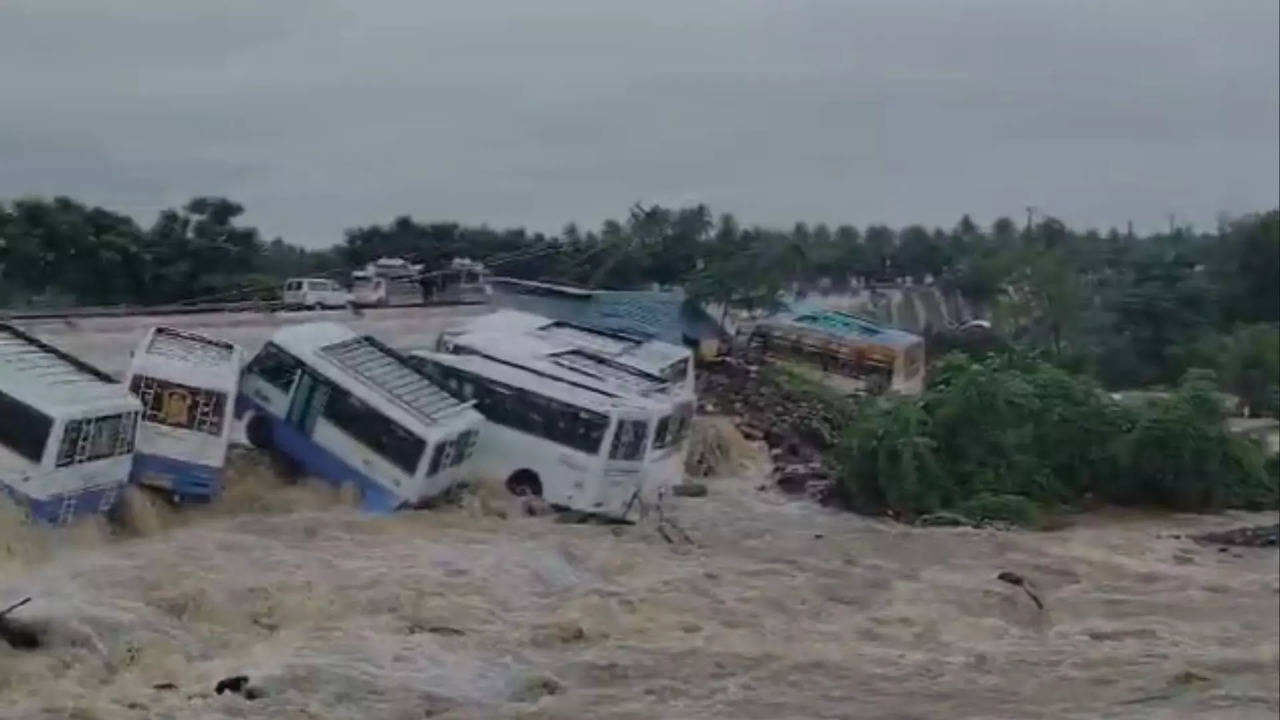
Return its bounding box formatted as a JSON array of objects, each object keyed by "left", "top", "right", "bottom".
[
  {"left": 309, "top": 419, "right": 418, "bottom": 501},
  {"left": 469, "top": 421, "right": 595, "bottom": 509},
  {"left": 20, "top": 482, "right": 124, "bottom": 524},
  {"left": 135, "top": 422, "right": 229, "bottom": 468},
  {"left": 258, "top": 408, "right": 404, "bottom": 513},
  {"left": 130, "top": 452, "right": 221, "bottom": 502}
]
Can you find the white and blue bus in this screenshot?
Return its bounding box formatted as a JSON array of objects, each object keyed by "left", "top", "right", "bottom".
[
  {"left": 1, "top": 323, "right": 141, "bottom": 525},
  {"left": 235, "top": 322, "right": 485, "bottom": 511},
  {"left": 124, "top": 326, "right": 244, "bottom": 503}
]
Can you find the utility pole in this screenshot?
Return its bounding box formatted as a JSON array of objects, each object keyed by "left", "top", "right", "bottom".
[
  {"left": 1025, "top": 206, "right": 1037, "bottom": 236},
  {"left": 1126, "top": 220, "right": 1134, "bottom": 239}
]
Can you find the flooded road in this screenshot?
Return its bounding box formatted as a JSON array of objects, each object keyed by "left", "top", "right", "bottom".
[
  {"left": 1, "top": 444, "right": 1276, "bottom": 720},
  {"left": 7, "top": 306, "right": 485, "bottom": 378}
]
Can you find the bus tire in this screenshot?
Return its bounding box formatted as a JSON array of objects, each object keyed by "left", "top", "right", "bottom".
[
  {"left": 505, "top": 470, "right": 542, "bottom": 498},
  {"left": 245, "top": 413, "right": 273, "bottom": 450}
]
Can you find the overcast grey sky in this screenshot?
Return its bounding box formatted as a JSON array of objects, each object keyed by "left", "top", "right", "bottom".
[{"left": 1, "top": 0, "right": 1276, "bottom": 245}]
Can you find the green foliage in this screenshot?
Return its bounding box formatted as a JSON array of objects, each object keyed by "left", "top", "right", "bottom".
[
  {"left": 2, "top": 191, "right": 1276, "bottom": 428},
  {"left": 833, "top": 356, "right": 1276, "bottom": 525},
  {"left": 955, "top": 493, "right": 1042, "bottom": 527},
  {"left": 1116, "top": 369, "right": 1276, "bottom": 510}
]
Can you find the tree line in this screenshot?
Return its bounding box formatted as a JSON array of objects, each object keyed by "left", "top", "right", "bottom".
[{"left": 2, "top": 194, "right": 1276, "bottom": 411}]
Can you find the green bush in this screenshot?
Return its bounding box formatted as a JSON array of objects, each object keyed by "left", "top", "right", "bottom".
[
  {"left": 955, "top": 493, "right": 1043, "bottom": 527},
  {"left": 832, "top": 355, "right": 1275, "bottom": 525}
]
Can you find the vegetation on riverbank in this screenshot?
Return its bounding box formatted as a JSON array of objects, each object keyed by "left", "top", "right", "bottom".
[{"left": 832, "top": 356, "right": 1278, "bottom": 527}]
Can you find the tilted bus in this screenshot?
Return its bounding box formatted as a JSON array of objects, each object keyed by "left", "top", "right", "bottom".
[
  {"left": 124, "top": 326, "right": 244, "bottom": 502},
  {"left": 415, "top": 310, "right": 698, "bottom": 516},
  {"left": 436, "top": 309, "right": 695, "bottom": 399},
  {"left": 235, "top": 322, "right": 484, "bottom": 511},
  {"left": 407, "top": 349, "right": 689, "bottom": 520},
  {"left": 0, "top": 323, "right": 141, "bottom": 525},
  {"left": 743, "top": 309, "right": 925, "bottom": 396}
]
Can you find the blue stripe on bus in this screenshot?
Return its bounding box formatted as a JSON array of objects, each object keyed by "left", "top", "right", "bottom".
[
  {"left": 130, "top": 452, "right": 221, "bottom": 503},
  {"left": 237, "top": 395, "right": 405, "bottom": 513},
  {"left": 4, "top": 481, "right": 126, "bottom": 525}
]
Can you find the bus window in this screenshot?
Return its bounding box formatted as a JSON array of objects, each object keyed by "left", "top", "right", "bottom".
[
  {"left": 55, "top": 412, "right": 138, "bottom": 467},
  {"left": 130, "top": 375, "right": 227, "bottom": 436},
  {"left": 609, "top": 419, "right": 648, "bottom": 461},
  {"left": 663, "top": 358, "right": 689, "bottom": 386},
  {"left": 0, "top": 390, "right": 53, "bottom": 463},
  {"left": 321, "top": 386, "right": 425, "bottom": 474},
  {"left": 247, "top": 343, "right": 304, "bottom": 392},
  {"left": 653, "top": 404, "right": 693, "bottom": 450}
]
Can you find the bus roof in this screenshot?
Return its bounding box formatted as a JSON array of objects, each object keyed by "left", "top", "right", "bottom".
[
  {"left": 414, "top": 350, "right": 660, "bottom": 413},
  {"left": 756, "top": 309, "right": 923, "bottom": 350},
  {"left": 0, "top": 323, "right": 136, "bottom": 411},
  {"left": 447, "top": 310, "right": 691, "bottom": 379},
  {"left": 131, "top": 326, "right": 243, "bottom": 388},
  {"left": 270, "top": 322, "right": 477, "bottom": 428}
]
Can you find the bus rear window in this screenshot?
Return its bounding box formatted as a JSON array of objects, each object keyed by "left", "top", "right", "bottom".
[
  {"left": 56, "top": 411, "right": 139, "bottom": 467},
  {"left": 130, "top": 375, "right": 227, "bottom": 436},
  {"left": 0, "top": 390, "right": 53, "bottom": 463}
]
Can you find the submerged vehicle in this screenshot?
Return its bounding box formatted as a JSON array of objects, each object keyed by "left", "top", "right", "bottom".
[
  {"left": 236, "top": 322, "right": 484, "bottom": 511},
  {"left": 1, "top": 323, "right": 141, "bottom": 524},
  {"left": 416, "top": 309, "right": 697, "bottom": 518},
  {"left": 124, "top": 326, "right": 244, "bottom": 502},
  {"left": 742, "top": 309, "right": 925, "bottom": 396}
]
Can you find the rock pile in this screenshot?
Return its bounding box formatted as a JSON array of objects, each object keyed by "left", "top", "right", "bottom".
[{"left": 697, "top": 359, "right": 844, "bottom": 502}]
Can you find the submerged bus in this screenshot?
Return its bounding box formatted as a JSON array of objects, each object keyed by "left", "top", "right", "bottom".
[
  {"left": 407, "top": 349, "right": 691, "bottom": 520},
  {"left": 743, "top": 309, "right": 925, "bottom": 396},
  {"left": 1, "top": 323, "right": 141, "bottom": 525},
  {"left": 124, "top": 326, "right": 244, "bottom": 502},
  {"left": 416, "top": 310, "right": 697, "bottom": 518},
  {"left": 235, "top": 322, "right": 485, "bottom": 511}
]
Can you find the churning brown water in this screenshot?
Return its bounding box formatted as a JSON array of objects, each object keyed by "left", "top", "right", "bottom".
[{"left": 2, "top": 438, "right": 1278, "bottom": 720}]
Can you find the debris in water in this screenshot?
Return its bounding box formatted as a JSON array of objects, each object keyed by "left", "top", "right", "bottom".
[
  {"left": 0, "top": 597, "right": 40, "bottom": 650},
  {"left": 1192, "top": 524, "right": 1278, "bottom": 548},
  {"left": 152, "top": 682, "right": 178, "bottom": 691},
  {"left": 214, "top": 675, "right": 250, "bottom": 696},
  {"left": 0, "top": 596, "right": 31, "bottom": 620},
  {"left": 425, "top": 626, "right": 467, "bottom": 637},
  {"left": 509, "top": 672, "right": 565, "bottom": 703},
  {"left": 996, "top": 571, "right": 1044, "bottom": 610},
  {"left": 671, "top": 482, "right": 708, "bottom": 498}
]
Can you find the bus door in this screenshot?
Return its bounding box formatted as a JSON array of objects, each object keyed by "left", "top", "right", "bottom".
[{"left": 285, "top": 370, "right": 329, "bottom": 436}]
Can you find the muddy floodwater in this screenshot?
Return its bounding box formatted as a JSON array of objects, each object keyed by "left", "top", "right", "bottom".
[{"left": 1, "top": 442, "right": 1275, "bottom": 720}]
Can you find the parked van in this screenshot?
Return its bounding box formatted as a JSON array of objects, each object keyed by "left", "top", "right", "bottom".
[{"left": 282, "top": 278, "right": 349, "bottom": 310}]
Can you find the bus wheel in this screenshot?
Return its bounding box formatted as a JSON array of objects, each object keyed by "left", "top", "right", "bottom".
[
  {"left": 505, "top": 470, "right": 542, "bottom": 498},
  {"left": 245, "top": 413, "right": 273, "bottom": 450}
]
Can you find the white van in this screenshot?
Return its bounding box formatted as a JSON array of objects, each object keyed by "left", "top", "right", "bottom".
[{"left": 282, "top": 278, "right": 349, "bottom": 310}]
